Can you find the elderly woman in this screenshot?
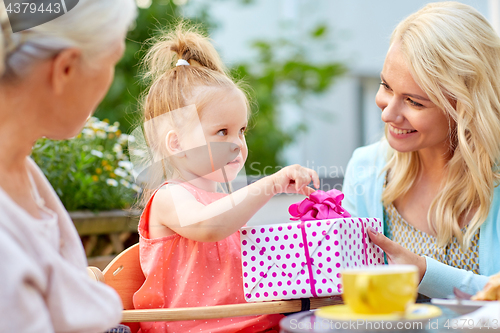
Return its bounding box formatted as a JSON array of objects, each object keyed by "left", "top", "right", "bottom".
[
  {"left": 0, "top": 1, "right": 136, "bottom": 331},
  {"left": 343, "top": 1, "right": 500, "bottom": 298}
]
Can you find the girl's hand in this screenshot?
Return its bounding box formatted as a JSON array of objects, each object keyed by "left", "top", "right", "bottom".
[
  {"left": 270, "top": 164, "right": 320, "bottom": 196},
  {"left": 368, "top": 226, "right": 427, "bottom": 282}
]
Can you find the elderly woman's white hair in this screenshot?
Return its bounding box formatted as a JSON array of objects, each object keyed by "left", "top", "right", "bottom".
[{"left": 0, "top": 0, "right": 136, "bottom": 78}]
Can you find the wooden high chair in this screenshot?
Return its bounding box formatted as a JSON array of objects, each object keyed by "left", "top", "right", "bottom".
[{"left": 89, "top": 243, "right": 342, "bottom": 332}]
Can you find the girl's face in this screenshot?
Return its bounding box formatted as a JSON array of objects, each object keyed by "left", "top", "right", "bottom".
[
  {"left": 180, "top": 87, "right": 248, "bottom": 183},
  {"left": 376, "top": 41, "right": 452, "bottom": 156}
]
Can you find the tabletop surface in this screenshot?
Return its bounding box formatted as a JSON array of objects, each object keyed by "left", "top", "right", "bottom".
[{"left": 279, "top": 304, "right": 489, "bottom": 333}]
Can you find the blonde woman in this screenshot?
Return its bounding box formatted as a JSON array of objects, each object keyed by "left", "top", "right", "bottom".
[
  {"left": 343, "top": 1, "right": 500, "bottom": 298},
  {"left": 0, "top": 1, "right": 136, "bottom": 331}
]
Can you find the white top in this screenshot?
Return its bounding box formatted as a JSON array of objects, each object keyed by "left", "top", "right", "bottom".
[{"left": 0, "top": 158, "right": 122, "bottom": 332}]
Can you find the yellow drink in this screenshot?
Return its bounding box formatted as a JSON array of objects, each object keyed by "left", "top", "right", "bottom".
[{"left": 342, "top": 265, "right": 418, "bottom": 315}]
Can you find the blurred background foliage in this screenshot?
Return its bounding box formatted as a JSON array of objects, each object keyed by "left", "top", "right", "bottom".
[
  {"left": 94, "top": 1, "right": 181, "bottom": 130},
  {"left": 32, "top": 118, "right": 139, "bottom": 211},
  {"left": 95, "top": 0, "right": 346, "bottom": 177},
  {"left": 232, "top": 27, "right": 346, "bottom": 174}
]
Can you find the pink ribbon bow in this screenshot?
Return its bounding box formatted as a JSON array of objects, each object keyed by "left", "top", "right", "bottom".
[{"left": 288, "top": 189, "right": 351, "bottom": 221}]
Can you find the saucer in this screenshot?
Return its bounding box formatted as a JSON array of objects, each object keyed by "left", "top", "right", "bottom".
[
  {"left": 316, "top": 304, "right": 442, "bottom": 322},
  {"left": 431, "top": 298, "right": 492, "bottom": 315}
]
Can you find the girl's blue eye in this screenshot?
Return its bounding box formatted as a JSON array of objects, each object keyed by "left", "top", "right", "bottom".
[
  {"left": 217, "top": 129, "right": 227, "bottom": 136},
  {"left": 380, "top": 82, "right": 390, "bottom": 90}
]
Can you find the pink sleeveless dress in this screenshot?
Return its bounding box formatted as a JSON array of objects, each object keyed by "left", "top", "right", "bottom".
[{"left": 133, "top": 181, "right": 283, "bottom": 333}]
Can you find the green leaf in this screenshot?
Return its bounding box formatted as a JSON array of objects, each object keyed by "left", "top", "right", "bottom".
[{"left": 312, "top": 24, "right": 327, "bottom": 38}]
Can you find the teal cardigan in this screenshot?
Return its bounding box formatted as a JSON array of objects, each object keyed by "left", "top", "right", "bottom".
[{"left": 342, "top": 141, "right": 500, "bottom": 298}]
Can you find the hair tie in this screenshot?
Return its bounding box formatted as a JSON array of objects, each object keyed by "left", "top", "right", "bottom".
[{"left": 176, "top": 59, "right": 190, "bottom": 67}]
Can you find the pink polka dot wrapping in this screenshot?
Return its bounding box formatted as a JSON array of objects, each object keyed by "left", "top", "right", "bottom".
[{"left": 239, "top": 217, "right": 384, "bottom": 302}]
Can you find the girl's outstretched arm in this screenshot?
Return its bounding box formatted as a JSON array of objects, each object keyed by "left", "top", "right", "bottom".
[{"left": 151, "top": 164, "right": 320, "bottom": 242}]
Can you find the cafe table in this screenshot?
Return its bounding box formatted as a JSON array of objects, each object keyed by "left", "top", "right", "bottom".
[{"left": 279, "top": 301, "right": 493, "bottom": 333}]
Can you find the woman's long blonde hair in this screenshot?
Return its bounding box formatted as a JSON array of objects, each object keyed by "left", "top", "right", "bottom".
[
  {"left": 382, "top": 2, "right": 500, "bottom": 248},
  {"left": 135, "top": 23, "right": 248, "bottom": 207}
]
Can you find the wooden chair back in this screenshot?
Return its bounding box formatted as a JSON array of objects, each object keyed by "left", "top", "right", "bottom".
[
  {"left": 102, "top": 243, "right": 145, "bottom": 310},
  {"left": 99, "top": 242, "right": 342, "bottom": 332}
]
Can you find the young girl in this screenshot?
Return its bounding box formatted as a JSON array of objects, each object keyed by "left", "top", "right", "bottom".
[{"left": 132, "top": 26, "right": 320, "bottom": 333}]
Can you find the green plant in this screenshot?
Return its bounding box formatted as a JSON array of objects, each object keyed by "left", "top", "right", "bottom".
[
  {"left": 95, "top": 1, "right": 212, "bottom": 133},
  {"left": 31, "top": 117, "right": 141, "bottom": 211},
  {"left": 96, "top": 0, "right": 346, "bottom": 176},
  {"left": 231, "top": 25, "right": 346, "bottom": 175}
]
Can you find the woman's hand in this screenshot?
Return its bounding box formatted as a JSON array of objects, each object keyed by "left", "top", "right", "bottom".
[
  {"left": 270, "top": 164, "right": 320, "bottom": 196},
  {"left": 368, "top": 226, "right": 427, "bottom": 282}
]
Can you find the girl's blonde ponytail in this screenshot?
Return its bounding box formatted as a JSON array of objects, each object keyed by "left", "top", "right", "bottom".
[{"left": 142, "top": 23, "right": 227, "bottom": 84}]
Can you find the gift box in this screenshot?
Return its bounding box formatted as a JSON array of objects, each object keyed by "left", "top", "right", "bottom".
[
  {"left": 240, "top": 218, "right": 384, "bottom": 302},
  {"left": 240, "top": 190, "right": 384, "bottom": 302}
]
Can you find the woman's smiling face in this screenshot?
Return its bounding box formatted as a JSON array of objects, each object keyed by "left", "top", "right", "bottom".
[{"left": 376, "top": 40, "right": 453, "bottom": 155}]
